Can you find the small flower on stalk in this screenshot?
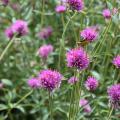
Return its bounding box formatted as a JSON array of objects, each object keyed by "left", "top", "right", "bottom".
[
  {"left": 102, "top": 9, "right": 111, "bottom": 19},
  {"left": 28, "top": 77, "right": 41, "bottom": 89},
  {"left": 79, "top": 99, "right": 91, "bottom": 113},
  {"left": 80, "top": 26, "right": 98, "bottom": 42},
  {"left": 68, "top": 76, "right": 78, "bottom": 85},
  {"left": 5, "top": 27, "right": 14, "bottom": 39},
  {"left": 37, "top": 26, "right": 53, "bottom": 40},
  {"left": 2, "top": 0, "right": 9, "bottom": 6},
  {"left": 38, "top": 44, "right": 53, "bottom": 59},
  {"left": 38, "top": 70, "right": 62, "bottom": 91},
  {"left": 66, "top": 47, "right": 90, "bottom": 70},
  {"left": 67, "top": 0, "right": 84, "bottom": 12},
  {"left": 85, "top": 76, "right": 99, "bottom": 91},
  {"left": 112, "top": 55, "right": 120, "bottom": 69},
  {"left": 12, "top": 20, "right": 29, "bottom": 36},
  {"left": 55, "top": 5, "right": 66, "bottom": 13},
  {"left": 107, "top": 84, "right": 120, "bottom": 109}
]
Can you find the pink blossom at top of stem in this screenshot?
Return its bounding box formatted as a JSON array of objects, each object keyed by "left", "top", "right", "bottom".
[
  {"left": 107, "top": 84, "right": 120, "bottom": 109},
  {"left": 102, "top": 9, "right": 111, "bottom": 19},
  {"left": 2, "top": 0, "right": 9, "bottom": 6},
  {"left": 12, "top": 20, "right": 29, "bottom": 36},
  {"left": 79, "top": 99, "right": 91, "bottom": 113},
  {"left": 66, "top": 47, "right": 90, "bottom": 70},
  {"left": 5, "top": 27, "right": 14, "bottom": 39},
  {"left": 67, "top": 0, "right": 84, "bottom": 12},
  {"left": 38, "top": 70, "right": 62, "bottom": 91},
  {"left": 85, "top": 76, "right": 99, "bottom": 91},
  {"left": 68, "top": 76, "right": 78, "bottom": 85},
  {"left": 28, "top": 77, "right": 41, "bottom": 89},
  {"left": 37, "top": 26, "right": 53, "bottom": 40},
  {"left": 55, "top": 5, "right": 66, "bottom": 13},
  {"left": 112, "top": 55, "right": 120, "bottom": 69},
  {"left": 38, "top": 44, "right": 53, "bottom": 59},
  {"left": 80, "top": 26, "right": 98, "bottom": 42}
]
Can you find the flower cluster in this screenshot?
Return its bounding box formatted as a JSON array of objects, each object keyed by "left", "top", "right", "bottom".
[
  {"left": 67, "top": 0, "right": 84, "bottom": 11},
  {"left": 38, "top": 70, "right": 62, "bottom": 91},
  {"left": 2, "top": 0, "right": 9, "bottom": 6},
  {"left": 85, "top": 76, "right": 99, "bottom": 91},
  {"left": 107, "top": 84, "right": 120, "bottom": 108},
  {"left": 80, "top": 27, "right": 98, "bottom": 42},
  {"left": 79, "top": 99, "right": 91, "bottom": 113},
  {"left": 5, "top": 20, "right": 29, "bottom": 39},
  {"left": 38, "top": 45, "right": 53, "bottom": 59},
  {"left": 66, "top": 47, "right": 90, "bottom": 70},
  {"left": 112, "top": 55, "right": 120, "bottom": 68},
  {"left": 38, "top": 26, "right": 53, "bottom": 40}
]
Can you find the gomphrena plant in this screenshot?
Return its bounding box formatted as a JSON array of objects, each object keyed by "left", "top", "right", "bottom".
[{"left": 0, "top": 0, "right": 120, "bottom": 120}]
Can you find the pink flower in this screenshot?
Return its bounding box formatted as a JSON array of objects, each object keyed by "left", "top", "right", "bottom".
[
  {"left": 102, "top": 9, "right": 111, "bottom": 19},
  {"left": 80, "top": 26, "right": 98, "bottom": 42},
  {"left": 38, "top": 70, "right": 62, "bottom": 91},
  {"left": 68, "top": 76, "right": 78, "bottom": 85},
  {"left": 28, "top": 77, "right": 41, "bottom": 89},
  {"left": 112, "top": 55, "right": 120, "bottom": 68},
  {"left": 38, "top": 26, "right": 53, "bottom": 40},
  {"left": 12, "top": 20, "right": 29, "bottom": 36},
  {"left": 38, "top": 45, "right": 53, "bottom": 59},
  {"left": 79, "top": 99, "right": 91, "bottom": 113},
  {"left": 66, "top": 47, "right": 90, "bottom": 70},
  {"left": 55, "top": 5, "right": 66, "bottom": 13},
  {"left": 5, "top": 27, "right": 14, "bottom": 39},
  {"left": 85, "top": 76, "right": 99, "bottom": 91}
]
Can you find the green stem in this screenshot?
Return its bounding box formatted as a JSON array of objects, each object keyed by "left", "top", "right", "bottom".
[
  {"left": 41, "top": 0, "right": 45, "bottom": 27},
  {"left": 15, "top": 90, "right": 33, "bottom": 106},
  {"left": 58, "top": 12, "right": 77, "bottom": 70},
  {"left": 107, "top": 107, "right": 113, "bottom": 120},
  {"left": 0, "top": 36, "right": 16, "bottom": 61},
  {"left": 49, "top": 92, "right": 53, "bottom": 120}
]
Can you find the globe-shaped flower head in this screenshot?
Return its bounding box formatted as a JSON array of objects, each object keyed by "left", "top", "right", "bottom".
[
  {"left": 68, "top": 76, "right": 78, "bottom": 85},
  {"left": 112, "top": 55, "right": 120, "bottom": 68},
  {"left": 85, "top": 76, "right": 99, "bottom": 91},
  {"left": 102, "top": 9, "right": 111, "bottom": 19},
  {"left": 68, "top": 0, "right": 84, "bottom": 11},
  {"left": 38, "top": 44, "right": 53, "bottom": 59},
  {"left": 55, "top": 5, "right": 66, "bottom": 13},
  {"left": 12, "top": 20, "right": 29, "bottom": 36},
  {"left": 107, "top": 84, "right": 120, "bottom": 108},
  {"left": 66, "top": 47, "right": 90, "bottom": 70},
  {"left": 80, "top": 26, "right": 98, "bottom": 42},
  {"left": 38, "top": 70, "right": 62, "bottom": 91}
]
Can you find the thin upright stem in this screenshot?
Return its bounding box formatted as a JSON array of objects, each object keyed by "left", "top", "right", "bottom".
[
  {"left": 58, "top": 12, "right": 77, "bottom": 70},
  {"left": 49, "top": 92, "right": 53, "bottom": 120},
  {"left": 0, "top": 36, "right": 16, "bottom": 61},
  {"left": 107, "top": 107, "right": 113, "bottom": 120}
]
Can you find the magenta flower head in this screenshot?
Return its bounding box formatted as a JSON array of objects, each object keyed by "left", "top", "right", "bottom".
[
  {"left": 68, "top": 76, "right": 78, "bottom": 85},
  {"left": 12, "top": 20, "right": 29, "bottom": 36},
  {"left": 5, "top": 27, "right": 14, "bottom": 39},
  {"left": 107, "top": 84, "right": 120, "bottom": 108},
  {"left": 2, "top": 0, "right": 9, "bottom": 6},
  {"left": 38, "top": 70, "right": 62, "bottom": 91},
  {"left": 38, "top": 45, "right": 53, "bottom": 59},
  {"left": 102, "top": 9, "right": 111, "bottom": 19},
  {"left": 80, "top": 27, "right": 98, "bottom": 42},
  {"left": 85, "top": 76, "right": 99, "bottom": 91},
  {"left": 67, "top": 0, "right": 84, "bottom": 11},
  {"left": 38, "top": 26, "right": 53, "bottom": 40},
  {"left": 79, "top": 99, "right": 91, "bottom": 113},
  {"left": 112, "top": 55, "right": 120, "bottom": 68},
  {"left": 28, "top": 77, "right": 41, "bottom": 89},
  {"left": 66, "top": 47, "right": 90, "bottom": 70},
  {"left": 55, "top": 5, "right": 66, "bottom": 13}
]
